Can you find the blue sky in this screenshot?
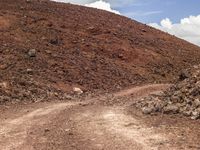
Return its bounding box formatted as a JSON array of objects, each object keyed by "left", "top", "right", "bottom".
[{"left": 115, "top": 0, "right": 200, "bottom": 24}]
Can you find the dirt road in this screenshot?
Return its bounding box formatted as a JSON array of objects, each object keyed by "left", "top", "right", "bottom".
[{"left": 1, "top": 84, "right": 200, "bottom": 150}]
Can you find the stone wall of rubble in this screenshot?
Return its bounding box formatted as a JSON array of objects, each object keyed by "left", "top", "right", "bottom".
[{"left": 135, "top": 65, "right": 200, "bottom": 120}]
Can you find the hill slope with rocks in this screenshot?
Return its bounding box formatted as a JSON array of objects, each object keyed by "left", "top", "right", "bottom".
[
  {"left": 1, "top": 0, "right": 200, "bottom": 104},
  {"left": 135, "top": 65, "right": 200, "bottom": 120}
]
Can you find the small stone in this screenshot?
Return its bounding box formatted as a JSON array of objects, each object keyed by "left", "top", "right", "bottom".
[
  {"left": 73, "top": 87, "right": 83, "bottom": 95},
  {"left": 190, "top": 88, "right": 200, "bottom": 96},
  {"left": 194, "top": 99, "right": 200, "bottom": 107},
  {"left": 0, "top": 82, "right": 9, "bottom": 89},
  {"left": 87, "top": 26, "right": 95, "bottom": 30},
  {"left": 179, "top": 70, "right": 190, "bottom": 81},
  {"left": 142, "top": 107, "right": 155, "bottom": 114},
  {"left": 64, "top": 94, "right": 73, "bottom": 100},
  {"left": 26, "top": 0, "right": 31, "bottom": 3},
  {"left": 118, "top": 53, "right": 124, "bottom": 59},
  {"left": 183, "top": 111, "right": 192, "bottom": 117},
  {"left": 171, "top": 95, "right": 181, "bottom": 103},
  {"left": 54, "top": 92, "right": 59, "bottom": 97},
  {"left": 154, "top": 102, "right": 164, "bottom": 112},
  {"left": 163, "top": 105, "right": 179, "bottom": 114},
  {"left": 191, "top": 115, "right": 200, "bottom": 120},
  {"left": 0, "top": 64, "right": 8, "bottom": 70},
  {"left": 44, "top": 128, "right": 50, "bottom": 132},
  {"left": 65, "top": 129, "right": 70, "bottom": 132},
  {"left": 141, "top": 29, "right": 147, "bottom": 32},
  {"left": 79, "top": 103, "right": 88, "bottom": 107},
  {"left": 45, "top": 50, "right": 52, "bottom": 54},
  {"left": 191, "top": 111, "right": 200, "bottom": 120},
  {"left": 28, "top": 49, "right": 36, "bottom": 57},
  {"left": 49, "top": 39, "right": 59, "bottom": 45},
  {"left": 26, "top": 69, "right": 33, "bottom": 74},
  {"left": 192, "top": 111, "right": 200, "bottom": 116}
]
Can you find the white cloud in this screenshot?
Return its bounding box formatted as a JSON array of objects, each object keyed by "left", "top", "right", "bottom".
[
  {"left": 104, "top": 0, "right": 137, "bottom": 8},
  {"left": 160, "top": 18, "right": 172, "bottom": 29},
  {"left": 51, "top": 0, "right": 135, "bottom": 7},
  {"left": 149, "top": 15, "right": 200, "bottom": 46},
  {"left": 85, "top": 0, "right": 120, "bottom": 14},
  {"left": 51, "top": 0, "right": 120, "bottom": 14}
]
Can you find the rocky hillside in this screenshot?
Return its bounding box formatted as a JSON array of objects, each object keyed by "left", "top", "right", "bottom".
[
  {"left": 136, "top": 65, "right": 200, "bottom": 120},
  {"left": 1, "top": 0, "right": 200, "bottom": 104}
]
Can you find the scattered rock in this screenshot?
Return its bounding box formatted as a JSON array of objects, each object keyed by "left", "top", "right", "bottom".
[
  {"left": 179, "top": 70, "right": 190, "bottom": 81},
  {"left": 191, "top": 116, "right": 199, "bottom": 120},
  {"left": 0, "top": 82, "right": 9, "bottom": 89},
  {"left": 142, "top": 107, "right": 155, "bottom": 114},
  {"left": 182, "top": 111, "right": 192, "bottom": 117},
  {"left": 73, "top": 87, "right": 83, "bottom": 95},
  {"left": 194, "top": 99, "right": 200, "bottom": 107},
  {"left": 26, "top": 69, "right": 33, "bottom": 74},
  {"left": 45, "top": 50, "right": 52, "bottom": 54},
  {"left": 0, "top": 64, "right": 8, "bottom": 70},
  {"left": 141, "top": 29, "right": 147, "bottom": 32},
  {"left": 163, "top": 105, "right": 179, "bottom": 114},
  {"left": 79, "top": 103, "right": 88, "bottom": 107},
  {"left": 191, "top": 111, "right": 200, "bottom": 120},
  {"left": 54, "top": 92, "right": 59, "bottom": 97},
  {"left": 64, "top": 94, "right": 74, "bottom": 100},
  {"left": 44, "top": 128, "right": 50, "bottom": 132},
  {"left": 68, "top": 132, "right": 73, "bottom": 135},
  {"left": 136, "top": 65, "right": 200, "bottom": 120},
  {"left": 28, "top": 49, "right": 36, "bottom": 57},
  {"left": 26, "top": 0, "right": 31, "bottom": 3},
  {"left": 49, "top": 39, "right": 59, "bottom": 45},
  {"left": 65, "top": 129, "right": 71, "bottom": 132}
]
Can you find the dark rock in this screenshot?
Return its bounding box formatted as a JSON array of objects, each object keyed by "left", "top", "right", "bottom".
[
  {"left": 179, "top": 70, "right": 190, "bottom": 81},
  {"left": 163, "top": 105, "right": 179, "bottom": 114},
  {"left": 141, "top": 29, "right": 147, "bottom": 32},
  {"left": 44, "top": 128, "right": 50, "bottom": 132},
  {"left": 50, "top": 39, "right": 59, "bottom": 45}
]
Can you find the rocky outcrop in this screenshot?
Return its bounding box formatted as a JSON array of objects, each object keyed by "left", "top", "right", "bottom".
[{"left": 136, "top": 65, "right": 200, "bottom": 119}]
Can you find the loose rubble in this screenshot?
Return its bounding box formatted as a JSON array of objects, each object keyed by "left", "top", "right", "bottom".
[{"left": 135, "top": 65, "right": 200, "bottom": 120}]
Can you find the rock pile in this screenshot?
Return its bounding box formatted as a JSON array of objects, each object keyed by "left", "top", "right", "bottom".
[
  {"left": 135, "top": 65, "right": 200, "bottom": 120},
  {"left": 0, "top": 78, "right": 72, "bottom": 104}
]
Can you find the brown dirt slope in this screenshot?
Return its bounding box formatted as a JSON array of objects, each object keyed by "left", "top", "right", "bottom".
[{"left": 1, "top": 0, "right": 200, "bottom": 103}]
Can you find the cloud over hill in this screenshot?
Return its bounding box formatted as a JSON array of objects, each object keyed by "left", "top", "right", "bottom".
[{"left": 149, "top": 15, "right": 200, "bottom": 46}]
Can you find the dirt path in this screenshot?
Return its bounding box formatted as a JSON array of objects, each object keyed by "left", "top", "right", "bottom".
[{"left": 1, "top": 84, "right": 200, "bottom": 150}]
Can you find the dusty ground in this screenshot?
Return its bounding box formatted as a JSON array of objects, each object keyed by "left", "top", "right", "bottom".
[
  {"left": 1, "top": 84, "right": 200, "bottom": 150},
  {"left": 1, "top": 1, "right": 200, "bottom": 149}
]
